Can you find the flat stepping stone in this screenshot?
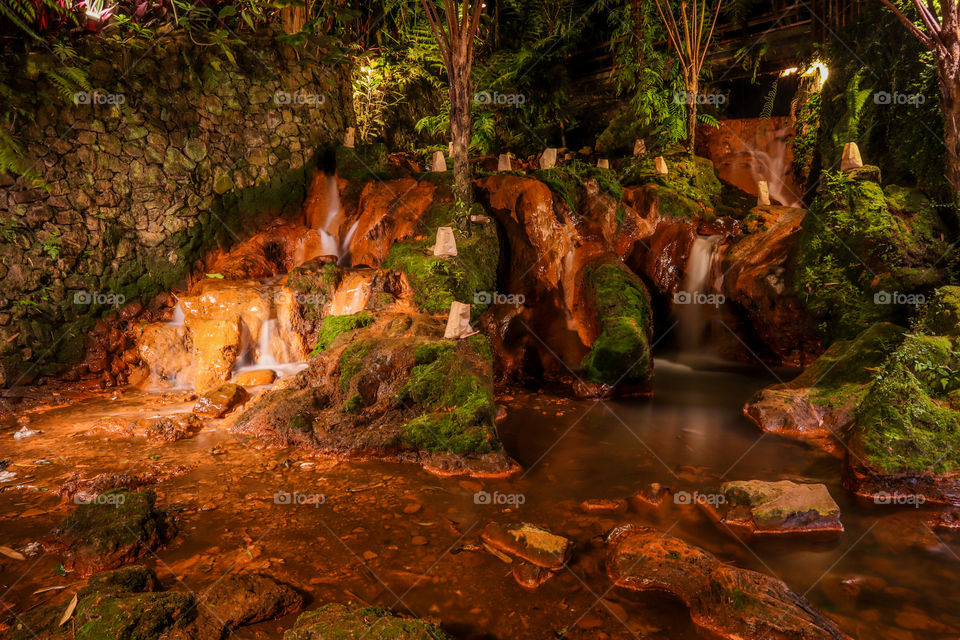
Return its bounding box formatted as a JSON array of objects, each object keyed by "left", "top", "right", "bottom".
[{"left": 481, "top": 522, "right": 573, "bottom": 570}]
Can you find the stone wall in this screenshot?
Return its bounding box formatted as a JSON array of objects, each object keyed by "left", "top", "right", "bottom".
[{"left": 0, "top": 30, "right": 352, "bottom": 386}]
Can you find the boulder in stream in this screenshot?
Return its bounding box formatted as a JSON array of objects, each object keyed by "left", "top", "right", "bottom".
[
  {"left": 194, "top": 382, "right": 249, "bottom": 418},
  {"left": 606, "top": 525, "right": 853, "bottom": 640},
  {"left": 283, "top": 603, "right": 450, "bottom": 639},
  {"left": 481, "top": 522, "right": 574, "bottom": 574},
  {"left": 45, "top": 489, "right": 175, "bottom": 577},
  {"left": 715, "top": 480, "right": 843, "bottom": 538}
]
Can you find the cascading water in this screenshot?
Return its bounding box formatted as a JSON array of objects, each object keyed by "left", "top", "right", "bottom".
[
  {"left": 326, "top": 271, "right": 373, "bottom": 316},
  {"left": 674, "top": 235, "right": 724, "bottom": 351},
  {"left": 744, "top": 127, "right": 802, "bottom": 207},
  {"left": 318, "top": 174, "right": 342, "bottom": 257}
]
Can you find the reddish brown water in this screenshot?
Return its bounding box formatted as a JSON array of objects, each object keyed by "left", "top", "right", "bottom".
[{"left": 1, "top": 355, "right": 958, "bottom": 639}]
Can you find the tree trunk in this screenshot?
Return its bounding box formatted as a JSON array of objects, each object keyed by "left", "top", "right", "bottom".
[
  {"left": 937, "top": 57, "right": 960, "bottom": 200},
  {"left": 685, "top": 74, "right": 698, "bottom": 153},
  {"left": 448, "top": 53, "right": 472, "bottom": 212}
]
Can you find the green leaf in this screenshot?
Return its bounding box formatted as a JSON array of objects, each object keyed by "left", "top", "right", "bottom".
[{"left": 218, "top": 4, "right": 236, "bottom": 18}]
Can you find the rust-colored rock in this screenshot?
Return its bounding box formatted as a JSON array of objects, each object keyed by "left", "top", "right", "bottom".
[
  {"left": 607, "top": 525, "right": 853, "bottom": 640},
  {"left": 194, "top": 382, "right": 249, "bottom": 418},
  {"left": 481, "top": 522, "right": 573, "bottom": 570}
]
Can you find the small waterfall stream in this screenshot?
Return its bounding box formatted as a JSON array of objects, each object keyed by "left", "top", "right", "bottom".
[
  {"left": 674, "top": 235, "right": 724, "bottom": 351},
  {"left": 744, "top": 128, "right": 802, "bottom": 207}
]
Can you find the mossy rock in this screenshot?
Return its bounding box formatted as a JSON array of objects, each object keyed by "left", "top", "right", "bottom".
[
  {"left": 397, "top": 335, "right": 498, "bottom": 455},
  {"left": 915, "top": 286, "right": 960, "bottom": 337},
  {"left": 312, "top": 312, "right": 374, "bottom": 355},
  {"left": 52, "top": 489, "right": 173, "bottom": 576},
  {"left": 792, "top": 171, "right": 953, "bottom": 343},
  {"left": 854, "top": 332, "right": 960, "bottom": 474},
  {"left": 283, "top": 603, "right": 451, "bottom": 640},
  {"left": 381, "top": 199, "right": 498, "bottom": 317},
  {"left": 7, "top": 566, "right": 194, "bottom": 640},
  {"left": 287, "top": 260, "right": 339, "bottom": 322},
  {"left": 530, "top": 160, "right": 624, "bottom": 213},
  {"left": 619, "top": 153, "right": 722, "bottom": 211},
  {"left": 580, "top": 262, "right": 653, "bottom": 387}
]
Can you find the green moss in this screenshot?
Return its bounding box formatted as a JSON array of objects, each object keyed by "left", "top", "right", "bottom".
[
  {"left": 413, "top": 341, "right": 454, "bottom": 365},
  {"left": 397, "top": 337, "right": 497, "bottom": 455},
  {"left": 312, "top": 312, "right": 374, "bottom": 355},
  {"left": 580, "top": 262, "right": 653, "bottom": 386},
  {"left": 288, "top": 261, "right": 339, "bottom": 323},
  {"left": 288, "top": 411, "right": 313, "bottom": 433},
  {"left": 381, "top": 200, "right": 498, "bottom": 316},
  {"left": 619, "top": 153, "right": 722, "bottom": 210},
  {"left": 59, "top": 489, "right": 162, "bottom": 556},
  {"left": 856, "top": 332, "right": 960, "bottom": 473},
  {"left": 341, "top": 393, "right": 365, "bottom": 413},
  {"left": 793, "top": 171, "right": 952, "bottom": 343},
  {"left": 530, "top": 160, "right": 624, "bottom": 213},
  {"left": 338, "top": 340, "right": 375, "bottom": 393},
  {"left": 915, "top": 286, "right": 960, "bottom": 336},
  {"left": 284, "top": 603, "right": 451, "bottom": 640}
]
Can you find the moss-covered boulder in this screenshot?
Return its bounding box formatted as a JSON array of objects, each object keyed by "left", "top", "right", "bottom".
[
  {"left": 7, "top": 566, "right": 195, "bottom": 640},
  {"left": 744, "top": 322, "right": 906, "bottom": 454},
  {"left": 792, "top": 170, "right": 952, "bottom": 343},
  {"left": 311, "top": 312, "right": 374, "bottom": 355},
  {"left": 847, "top": 340, "right": 960, "bottom": 503},
  {"left": 283, "top": 603, "right": 450, "bottom": 640},
  {"left": 233, "top": 313, "right": 516, "bottom": 477},
  {"left": 45, "top": 490, "right": 174, "bottom": 577},
  {"left": 578, "top": 261, "right": 653, "bottom": 395},
  {"left": 619, "top": 153, "right": 722, "bottom": 217},
  {"left": 381, "top": 201, "right": 498, "bottom": 318}
]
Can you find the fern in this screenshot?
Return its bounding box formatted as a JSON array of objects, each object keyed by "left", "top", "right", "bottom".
[{"left": 760, "top": 80, "right": 778, "bottom": 118}]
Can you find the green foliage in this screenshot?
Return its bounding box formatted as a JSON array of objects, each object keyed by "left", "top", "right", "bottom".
[
  {"left": 40, "top": 229, "right": 62, "bottom": 260},
  {"left": 311, "top": 312, "right": 374, "bottom": 356},
  {"left": 531, "top": 159, "right": 623, "bottom": 212},
  {"left": 619, "top": 153, "right": 722, "bottom": 213},
  {"left": 793, "top": 171, "right": 952, "bottom": 343}
]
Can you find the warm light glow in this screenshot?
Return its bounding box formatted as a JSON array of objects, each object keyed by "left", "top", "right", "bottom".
[
  {"left": 780, "top": 67, "right": 799, "bottom": 77},
  {"left": 780, "top": 61, "right": 828, "bottom": 89}
]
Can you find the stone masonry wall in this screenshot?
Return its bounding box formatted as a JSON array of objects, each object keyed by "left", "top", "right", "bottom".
[{"left": 0, "top": 30, "right": 352, "bottom": 386}]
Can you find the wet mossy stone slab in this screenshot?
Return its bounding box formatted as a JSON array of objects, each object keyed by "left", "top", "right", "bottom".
[
  {"left": 283, "top": 603, "right": 451, "bottom": 639},
  {"left": 7, "top": 566, "right": 195, "bottom": 640},
  {"left": 720, "top": 480, "right": 843, "bottom": 534},
  {"left": 481, "top": 522, "right": 574, "bottom": 570},
  {"left": 46, "top": 489, "right": 174, "bottom": 577}
]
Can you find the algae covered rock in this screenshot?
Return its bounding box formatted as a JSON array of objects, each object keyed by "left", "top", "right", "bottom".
[
  {"left": 619, "top": 153, "right": 722, "bottom": 217},
  {"left": 283, "top": 603, "right": 450, "bottom": 640},
  {"left": 606, "top": 525, "right": 853, "bottom": 640},
  {"left": 46, "top": 489, "right": 175, "bottom": 577},
  {"left": 480, "top": 522, "right": 574, "bottom": 570},
  {"left": 7, "top": 566, "right": 194, "bottom": 640},
  {"left": 793, "top": 171, "right": 952, "bottom": 342},
  {"left": 745, "top": 322, "right": 905, "bottom": 454},
  {"left": 718, "top": 480, "right": 843, "bottom": 537},
  {"left": 578, "top": 260, "right": 653, "bottom": 394}
]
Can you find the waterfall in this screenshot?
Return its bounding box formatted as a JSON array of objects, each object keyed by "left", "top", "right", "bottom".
[
  {"left": 744, "top": 128, "right": 802, "bottom": 207},
  {"left": 317, "top": 174, "right": 343, "bottom": 258},
  {"left": 674, "top": 235, "right": 724, "bottom": 351}
]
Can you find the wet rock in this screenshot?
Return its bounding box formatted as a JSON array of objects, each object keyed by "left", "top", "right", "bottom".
[
  {"left": 630, "top": 482, "right": 671, "bottom": 509},
  {"left": 606, "top": 525, "right": 853, "bottom": 640},
  {"left": 928, "top": 508, "right": 960, "bottom": 530},
  {"left": 233, "top": 368, "right": 277, "bottom": 387},
  {"left": 137, "top": 322, "right": 192, "bottom": 384},
  {"left": 8, "top": 566, "right": 194, "bottom": 640},
  {"left": 45, "top": 489, "right": 175, "bottom": 577},
  {"left": 136, "top": 413, "right": 202, "bottom": 441},
  {"left": 722, "top": 206, "right": 821, "bottom": 365},
  {"left": 481, "top": 522, "right": 573, "bottom": 570},
  {"left": 56, "top": 467, "right": 189, "bottom": 503},
  {"left": 283, "top": 603, "right": 450, "bottom": 639},
  {"left": 716, "top": 480, "right": 843, "bottom": 538},
  {"left": 174, "top": 573, "right": 304, "bottom": 639},
  {"left": 194, "top": 383, "right": 249, "bottom": 418},
  {"left": 512, "top": 561, "right": 555, "bottom": 589},
  {"left": 579, "top": 498, "right": 628, "bottom": 515},
  {"left": 745, "top": 323, "right": 905, "bottom": 455}
]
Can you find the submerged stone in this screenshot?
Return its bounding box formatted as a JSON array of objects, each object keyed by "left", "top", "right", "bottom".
[
  {"left": 481, "top": 522, "right": 573, "bottom": 570},
  {"left": 606, "top": 525, "right": 853, "bottom": 640},
  {"left": 283, "top": 603, "right": 450, "bottom": 639}
]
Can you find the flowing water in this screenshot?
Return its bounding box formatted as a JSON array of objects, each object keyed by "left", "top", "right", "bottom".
[
  {"left": 2, "top": 354, "right": 958, "bottom": 639},
  {"left": 673, "top": 235, "right": 724, "bottom": 351}
]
